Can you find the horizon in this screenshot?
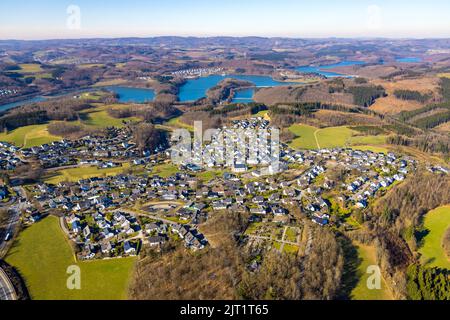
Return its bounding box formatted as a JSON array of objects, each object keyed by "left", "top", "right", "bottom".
[
  {"left": 3, "top": 35, "right": 450, "bottom": 42},
  {"left": 2, "top": 0, "right": 450, "bottom": 40}
]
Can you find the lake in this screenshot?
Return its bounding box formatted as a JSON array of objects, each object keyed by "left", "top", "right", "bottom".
[
  {"left": 296, "top": 60, "right": 366, "bottom": 78},
  {"left": 105, "top": 86, "right": 155, "bottom": 103},
  {"left": 0, "top": 86, "right": 156, "bottom": 113},
  {"left": 0, "top": 96, "right": 47, "bottom": 113},
  {"left": 395, "top": 57, "right": 422, "bottom": 63},
  {"left": 178, "top": 74, "right": 294, "bottom": 102},
  {"left": 231, "top": 88, "right": 255, "bottom": 104}
]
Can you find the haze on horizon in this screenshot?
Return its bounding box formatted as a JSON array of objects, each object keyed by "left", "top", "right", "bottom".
[{"left": 1, "top": 0, "right": 450, "bottom": 40}]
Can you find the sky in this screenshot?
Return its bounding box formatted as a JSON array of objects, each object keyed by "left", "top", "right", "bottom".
[{"left": 1, "top": 0, "right": 450, "bottom": 40}]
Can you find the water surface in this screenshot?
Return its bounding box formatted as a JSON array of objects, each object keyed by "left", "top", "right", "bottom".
[
  {"left": 296, "top": 60, "right": 366, "bottom": 78},
  {"left": 179, "top": 74, "right": 293, "bottom": 102}
]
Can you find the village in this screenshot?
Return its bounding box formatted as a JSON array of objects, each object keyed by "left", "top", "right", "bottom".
[{"left": 0, "top": 117, "right": 437, "bottom": 260}]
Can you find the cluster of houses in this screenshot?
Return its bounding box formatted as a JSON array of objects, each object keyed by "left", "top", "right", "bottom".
[
  {"left": 173, "top": 118, "right": 279, "bottom": 174},
  {"left": 65, "top": 210, "right": 141, "bottom": 260},
  {"left": 26, "top": 135, "right": 417, "bottom": 242},
  {"left": 171, "top": 67, "right": 224, "bottom": 78},
  {"left": 0, "top": 88, "right": 18, "bottom": 97},
  {"left": 145, "top": 221, "right": 207, "bottom": 250},
  {"left": 16, "top": 128, "right": 165, "bottom": 169},
  {"left": 1, "top": 116, "right": 432, "bottom": 258},
  {"left": 0, "top": 142, "right": 22, "bottom": 170}
]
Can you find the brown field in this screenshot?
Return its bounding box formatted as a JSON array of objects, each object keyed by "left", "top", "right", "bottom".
[
  {"left": 253, "top": 83, "right": 354, "bottom": 106},
  {"left": 369, "top": 76, "right": 440, "bottom": 114},
  {"left": 435, "top": 121, "right": 450, "bottom": 133},
  {"left": 313, "top": 109, "right": 384, "bottom": 127},
  {"left": 329, "top": 65, "right": 399, "bottom": 79}
]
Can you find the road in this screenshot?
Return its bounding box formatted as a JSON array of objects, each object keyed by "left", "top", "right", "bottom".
[
  {"left": 0, "top": 187, "right": 27, "bottom": 258},
  {"left": 114, "top": 208, "right": 180, "bottom": 226},
  {"left": 0, "top": 267, "right": 16, "bottom": 300}
]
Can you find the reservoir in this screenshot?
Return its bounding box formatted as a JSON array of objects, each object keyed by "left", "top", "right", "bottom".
[
  {"left": 178, "top": 74, "right": 294, "bottom": 102},
  {"left": 296, "top": 60, "right": 366, "bottom": 78},
  {"left": 0, "top": 96, "right": 47, "bottom": 113},
  {"left": 395, "top": 57, "right": 422, "bottom": 63},
  {"left": 231, "top": 88, "right": 255, "bottom": 104},
  {"left": 0, "top": 86, "right": 156, "bottom": 113},
  {"left": 104, "top": 86, "right": 155, "bottom": 103}
]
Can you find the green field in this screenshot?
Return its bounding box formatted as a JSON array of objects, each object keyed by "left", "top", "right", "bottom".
[
  {"left": 196, "top": 170, "right": 223, "bottom": 182},
  {"left": 419, "top": 206, "right": 450, "bottom": 269},
  {"left": 6, "top": 216, "right": 136, "bottom": 300},
  {"left": 351, "top": 243, "right": 393, "bottom": 300},
  {"left": 150, "top": 163, "right": 179, "bottom": 178},
  {"left": 80, "top": 105, "right": 140, "bottom": 128},
  {"left": 288, "top": 124, "right": 387, "bottom": 150},
  {"left": 0, "top": 124, "right": 61, "bottom": 148},
  {"left": 18, "top": 63, "right": 44, "bottom": 73},
  {"left": 45, "top": 163, "right": 132, "bottom": 184},
  {"left": 288, "top": 124, "right": 319, "bottom": 149},
  {"left": 165, "top": 116, "right": 194, "bottom": 132}
]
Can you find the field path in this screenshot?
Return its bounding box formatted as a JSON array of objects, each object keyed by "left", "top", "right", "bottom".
[{"left": 314, "top": 129, "right": 321, "bottom": 149}]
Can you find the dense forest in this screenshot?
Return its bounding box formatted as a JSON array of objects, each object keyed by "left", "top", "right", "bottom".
[
  {"left": 394, "top": 89, "right": 431, "bottom": 103},
  {"left": 347, "top": 85, "right": 386, "bottom": 107}
]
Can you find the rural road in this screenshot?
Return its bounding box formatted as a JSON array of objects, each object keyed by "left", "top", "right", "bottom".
[
  {"left": 113, "top": 208, "right": 181, "bottom": 226},
  {"left": 0, "top": 187, "right": 27, "bottom": 258},
  {"left": 0, "top": 267, "right": 16, "bottom": 300}
]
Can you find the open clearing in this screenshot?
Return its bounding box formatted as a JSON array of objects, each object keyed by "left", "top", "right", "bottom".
[
  {"left": 6, "top": 216, "right": 136, "bottom": 300},
  {"left": 150, "top": 163, "right": 179, "bottom": 178},
  {"left": 0, "top": 124, "right": 61, "bottom": 148},
  {"left": 288, "top": 124, "right": 387, "bottom": 150},
  {"left": 80, "top": 104, "right": 140, "bottom": 128},
  {"left": 370, "top": 77, "right": 438, "bottom": 115},
  {"left": 18, "top": 63, "right": 44, "bottom": 73},
  {"left": 419, "top": 206, "right": 450, "bottom": 269},
  {"left": 351, "top": 242, "right": 393, "bottom": 300},
  {"left": 45, "top": 163, "right": 132, "bottom": 184}
]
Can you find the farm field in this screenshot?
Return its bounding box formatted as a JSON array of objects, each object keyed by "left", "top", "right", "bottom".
[
  {"left": 5, "top": 216, "right": 136, "bottom": 300},
  {"left": 288, "top": 124, "right": 387, "bottom": 150},
  {"left": 80, "top": 104, "right": 140, "bottom": 128},
  {"left": 419, "top": 206, "right": 450, "bottom": 269},
  {"left": 351, "top": 243, "right": 393, "bottom": 300},
  {"left": 45, "top": 163, "right": 132, "bottom": 184},
  {"left": 18, "top": 63, "right": 44, "bottom": 73},
  {"left": 288, "top": 124, "right": 318, "bottom": 149},
  {"left": 0, "top": 124, "right": 61, "bottom": 148}
]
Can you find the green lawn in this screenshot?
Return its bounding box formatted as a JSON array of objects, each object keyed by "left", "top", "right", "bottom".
[
  {"left": 196, "top": 170, "right": 223, "bottom": 183},
  {"left": 150, "top": 163, "right": 179, "bottom": 178},
  {"left": 351, "top": 243, "right": 393, "bottom": 300},
  {"left": 288, "top": 124, "right": 387, "bottom": 150},
  {"left": 0, "top": 124, "right": 61, "bottom": 148},
  {"left": 419, "top": 206, "right": 450, "bottom": 269},
  {"left": 316, "top": 126, "right": 355, "bottom": 148},
  {"left": 288, "top": 124, "right": 318, "bottom": 149},
  {"left": 6, "top": 216, "right": 136, "bottom": 300},
  {"left": 81, "top": 110, "right": 138, "bottom": 128},
  {"left": 45, "top": 163, "right": 132, "bottom": 184}
]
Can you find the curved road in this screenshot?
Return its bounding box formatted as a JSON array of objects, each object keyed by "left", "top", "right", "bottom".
[{"left": 0, "top": 267, "right": 16, "bottom": 300}]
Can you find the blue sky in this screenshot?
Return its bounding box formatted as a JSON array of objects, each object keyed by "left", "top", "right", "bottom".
[{"left": 1, "top": 0, "right": 450, "bottom": 39}]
